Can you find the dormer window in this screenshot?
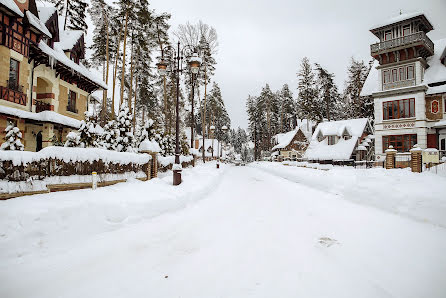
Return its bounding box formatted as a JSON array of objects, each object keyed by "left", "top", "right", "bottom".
[{"left": 327, "top": 136, "right": 336, "bottom": 145}]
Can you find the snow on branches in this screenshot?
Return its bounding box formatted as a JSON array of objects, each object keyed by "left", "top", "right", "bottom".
[{"left": 0, "top": 125, "right": 24, "bottom": 151}]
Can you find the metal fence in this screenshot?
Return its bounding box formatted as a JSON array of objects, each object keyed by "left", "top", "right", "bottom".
[{"left": 423, "top": 162, "right": 446, "bottom": 175}]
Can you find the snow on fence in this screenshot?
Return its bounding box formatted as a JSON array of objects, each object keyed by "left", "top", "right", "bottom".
[
  {"left": 157, "top": 155, "right": 194, "bottom": 172},
  {"left": 0, "top": 147, "right": 151, "bottom": 194}
]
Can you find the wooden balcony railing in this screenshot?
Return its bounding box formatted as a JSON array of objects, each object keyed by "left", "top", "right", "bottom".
[
  {"left": 370, "top": 31, "right": 434, "bottom": 56},
  {"left": 35, "top": 100, "right": 52, "bottom": 113},
  {"left": 0, "top": 82, "right": 27, "bottom": 106}
]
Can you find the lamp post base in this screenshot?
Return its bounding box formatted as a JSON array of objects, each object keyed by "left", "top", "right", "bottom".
[
  {"left": 173, "top": 170, "right": 182, "bottom": 186},
  {"left": 216, "top": 163, "right": 220, "bottom": 169}
]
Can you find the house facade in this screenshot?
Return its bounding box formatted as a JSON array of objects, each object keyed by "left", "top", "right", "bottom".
[
  {"left": 272, "top": 128, "right": 309, "bottom": 161},
  {"left": 0, "top": 0, "right": 106, "bottom": 151},
  {"left": 304, "top": 118, "right": 374, "bottom": 161},
  {"left": 362, "top": 12, "right": 446, "bottom": 161}
]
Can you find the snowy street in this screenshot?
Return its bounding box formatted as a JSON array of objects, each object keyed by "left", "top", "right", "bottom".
[{"left": 1, "top": 163, "right": 446, "bottom": 298}]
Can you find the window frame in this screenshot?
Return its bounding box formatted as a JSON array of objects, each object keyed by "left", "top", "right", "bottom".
[
  {"left": 402, "top": 25, "right": 411, "bottom": 36},
  {"left": 384, "top": 30, "right": 392, "bottom": 41},
  {"left": 9, "top": 58, "right": 20, "bottom": 91},
  {"left": 382, "top": 134, "right": 417, "bottom": 152},
  {"left": 67, "top": 90, "right": 77, "bottom": 113},
  {"left": 382, "top": 98, "right": 415, "bottom": 120},
  {"left": 327, "top": 135, "right": 336, "bottom": 145}
]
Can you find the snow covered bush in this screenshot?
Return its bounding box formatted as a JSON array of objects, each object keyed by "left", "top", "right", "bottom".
[
  {"left": 115, "top": 103, "right": 135, "bottom": 152},
  {"left": 64, "top": 131, "right": 80, "bottom": 147},
  {"left": 0, "top": 125, "right": 24, "bottom": 151},
  {"left": 101, "top": 119, "right": 119, "bottom": 150},
  {"left": 78, "top": 112, "right": 101, "bottom": 148}
]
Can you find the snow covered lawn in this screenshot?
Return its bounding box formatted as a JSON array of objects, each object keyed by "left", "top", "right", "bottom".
[
  {"left": 252, "top": 162, "right": 446, "bottom": 228},
  {"left": 0, "top": 164, "right": 445, "bottom": 298}
]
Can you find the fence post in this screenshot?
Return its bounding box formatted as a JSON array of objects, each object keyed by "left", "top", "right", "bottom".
[
  {"left": 92, "top": 172, "right": 97, "bottom": 190},
  {"left": 385, "top": 145, "right": 397, "bottom": 169},
  {"left": 410, "top": 144, "right": 422, "bottom": 173}
]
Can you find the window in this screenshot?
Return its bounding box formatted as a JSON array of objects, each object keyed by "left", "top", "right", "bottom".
[
  {"left": 383, "top": 99, "right": 415, "bottom": 120},
  {"left": 403, "top": 25, "right": 411, "bottom": 36},
  {"left": 9, "top": 59, "right": 19, "bottom": 91},
  {"left": 399, "top": 67, "right": 405, "bottom": 81},
  {"left": 327, "top": 136, "right": 336, "bottom": 145},
  {"left": 392, "top": 69, "right": 398, "bottom": 82},
  {"left": 67, "top": 90, "right": 77, "bottom": 113},
  {"left": 385, "top": 30, "right": 392, "bottom": 40},
  {"left": 407, "top": 66, "right": 414, "bottom": 80},
  {"left": 383, "top": 70, "right": 390, "bottom": 84},
  {"left": 383, "top": 134, "right": 417, "bottom": 152}
]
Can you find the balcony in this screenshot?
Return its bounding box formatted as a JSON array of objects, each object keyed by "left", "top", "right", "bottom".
[
  {"left": 370, "top": 31, "right": 434, "bottom": 57},
  {"left": 35, "top": 100, "right": 52, "bottom": 113},
  {"left": 0, "top": 80, "right": 27, "bottom": 106}
]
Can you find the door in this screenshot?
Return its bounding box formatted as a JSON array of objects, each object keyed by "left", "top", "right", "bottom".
[{"left": 36, "top": 132, "right": 42, "bottom": 152}]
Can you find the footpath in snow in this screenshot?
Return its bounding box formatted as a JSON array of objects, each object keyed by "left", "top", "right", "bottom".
[
  {"left": 0, "top": 161, "right": 225, "bottom": 263},
  {"left": 251, "top": 162, "right": 446, "bottom": 228},
  {"left": 0, "top": 165, "right": 445, "bottom": 298}
]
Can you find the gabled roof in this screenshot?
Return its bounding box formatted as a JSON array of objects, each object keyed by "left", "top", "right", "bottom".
[
  {"left": 37, "top": 6, "right": 57, "bottom": 24},
  {"left": 0, "top": 0, "right": 23, "bottom": 17},
  {"left": 304, "top": 118, "right": 369, "bottom": 161},
  {"left": 25, "top": 10, "right": 52, "bottom": 38},
  {"left": 57, "top": 30, "right": 83, "bottom": 51}
]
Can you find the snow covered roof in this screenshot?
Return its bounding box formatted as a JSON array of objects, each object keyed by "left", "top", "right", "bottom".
[
  {"left": 0, "top": 0, "right": 23, "bottom": 17},
  {"left": 433, "top": 120, "right": 446, "bottom": 128},
  {"left": 37, "top": 6, "right": 57, "bottom": 24},
  {"left": 0, "top": 105, "right": 81, "bottom": 129},
  {"left": 304, "top": 118, "right": 369, "bottom": 161},
  {"left": 38, "top": 41, "right": 107, "bottom": 89},
  {"left": 272, "top": 129, "right": 300, "bottom": 150},
  {"left": 361, "top": 39, "right": 446, "bottom": 97},
  {"left": 370, "top": 12, "right": 432, "bottom": 31},
  {"left": 25, "top": 11, "right": 52, "bottom": 38},
  {"left": 57, "top": 30, "right": 83, "bottom": 51}
]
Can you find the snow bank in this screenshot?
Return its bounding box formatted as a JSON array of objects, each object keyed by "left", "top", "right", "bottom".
[
  {"left": 139, "top": 139, "right": 161, "bottom": 153},
  {"left": 0, "top": 146, "right": 151, "bottom": 166},
  {"left": 252, "top": 162, "right": 446, "bottom": 228},
  {"left": 0, "top": 162, "right": 225, "bottom": 263}
]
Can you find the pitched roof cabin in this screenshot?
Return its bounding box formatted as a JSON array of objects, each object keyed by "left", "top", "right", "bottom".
[
  {"left": 272, "top": 128, "right": 309, "bottom": 160},
  {"left": 0, "top": 0, "right": 106, "bottom": 151},
  {"left": 304, "top": 118, "right": 374, "bottom": 161}
]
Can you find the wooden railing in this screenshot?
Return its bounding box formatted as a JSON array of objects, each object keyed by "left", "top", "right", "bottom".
[
  {"left": 370, "top": 31, "right": 434, "bottom": 55},
  {"left": 35, "top": 100, "right": 52, "bottom": 112},
  {"left": 0, "top": 85, "right": 27, "bottom": 106}
]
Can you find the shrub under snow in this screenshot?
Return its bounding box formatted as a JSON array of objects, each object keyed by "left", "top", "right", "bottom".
[{"left": 0, "top": 125, "right": 24, "bottom": 151}]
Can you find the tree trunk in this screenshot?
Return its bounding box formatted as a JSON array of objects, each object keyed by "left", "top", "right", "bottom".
[
  {"left": 63, "top": 0, "right": 69, "bottom": 31},
  {"left": 102, "top": 4, "right": 110, "bottom": 113},
  {"left": 128, "top": 35, "right": 134, "bottom": 110},
  {"left": 164, "top": 76, "right": 168, "bottom": 133},
  {"left": 111, "top": 19, "right": 124, "bottom": 118},
  {"left": 132, "top": 78, "right": 138, "bottom": 130},
  {"left": 120, "top": 10, "right": 130, "bottom": 106}
]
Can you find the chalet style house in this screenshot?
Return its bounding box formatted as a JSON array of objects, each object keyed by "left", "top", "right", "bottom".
[
  {"left": 271, "top": 120, "right": 313, "bottom": 161},
  {"left": 0, "top": 0, "right": 106, "bottom": 151},
  {"left": 361, "top": 12, "right": 446, "bottom": 161},
  {"left": 304, "top": 118, "right": 374, "bottom": 162}
]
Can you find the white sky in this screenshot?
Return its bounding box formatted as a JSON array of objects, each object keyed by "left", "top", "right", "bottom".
[{"left": 148, "top": 0, "right": 446, "bottom": 129}]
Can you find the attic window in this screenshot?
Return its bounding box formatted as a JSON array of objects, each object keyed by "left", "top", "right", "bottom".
[
  {"left": 327, "top": 136, "right": 336, "bottom": 145},
  {"left": 343, "top": 134, "right": 351, "bottom": 140}
]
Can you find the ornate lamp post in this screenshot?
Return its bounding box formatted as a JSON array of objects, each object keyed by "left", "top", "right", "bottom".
[
  {"left": 188, "top": 51, "right": 201, "bottom": 154},
  {"left": 156, "top": 41, "right": 199, "bottom": 186}
]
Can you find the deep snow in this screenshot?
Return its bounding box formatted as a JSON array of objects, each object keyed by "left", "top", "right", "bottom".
[{"left": 0, "top": 162, "right": 445, "bottom": 298}]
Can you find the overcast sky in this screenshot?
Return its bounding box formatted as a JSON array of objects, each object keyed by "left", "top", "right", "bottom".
[{"left": 148, "top": 0, "right": 446, "bottom": 129}]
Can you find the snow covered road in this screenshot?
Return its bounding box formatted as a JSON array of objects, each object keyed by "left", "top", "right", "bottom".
[{"left": 1, "top": 165, "right": 446, "bottom": 298}]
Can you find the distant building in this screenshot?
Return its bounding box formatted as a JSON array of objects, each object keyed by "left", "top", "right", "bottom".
[
  {"left": 362, "top": 12, "right": 446, "bottom": 160},
  {"left": 272, "top": 128, "right": 310, "bottom": 160},
  {"left": 304, "top": 118, "right": 373, "bottom": 161},
  {"left": 0, "top": 0, "right": 106, "bottom": 151}
]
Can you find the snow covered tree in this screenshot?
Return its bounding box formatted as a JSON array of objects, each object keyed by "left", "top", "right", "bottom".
[
  {"left": 101, "top": 119, "right": 119, "bottom": 150},
  {"left": 343, "top": 58, "right": 374, "bottom": 119},
  {"left": 115, "top": 103, "right": 135, "bottom": 152},
  {"left": 50, "top": 0, "right": 88, "bottom": 32},
  {"left": 0, "top": 125, "right": 24, "bottom": 151},
  {"left": 278, "top": 84, "right": 296, "bottom": 132},
  {"left": 64, "top": 131, "right": 80, "bottom": 147},
  {"left": 315, "top": 63, "right": 341, "bottom": 122},
  {"left": 78, "top": 113, "right": 100, "bottom": 148},
  {"left": 297, "top": 57, "right": 318, "bottom": 123}
]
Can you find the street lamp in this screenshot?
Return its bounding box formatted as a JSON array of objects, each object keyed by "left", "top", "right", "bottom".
[
  {"left": 188, "top": 51, "right": 202, "bottom": 154},
  {"left": 156, "top": 41, "right": 197, "bottom": 186}
]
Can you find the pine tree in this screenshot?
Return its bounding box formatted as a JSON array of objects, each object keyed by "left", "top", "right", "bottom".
[
  {"left": 115, "top": 103, "right": 135, "bottom": 152},
  {"left": 78, "top": 113, "right": 100, "bottom": 148},
  {"left": 50, "top": 0, "right": 88, "bottom": 32},
  {"left": 101, "top": 119, "right": 119, "bottom": 150},
  {"left": 64, "top": 131, "right": 80, "bottom": 147},
  {"left": 315, "top": 63, "right": 340, "bottom": 122},
  {"left": 343, "top": 58, "right": 373, "bottom": 119},
  {"left": 278, "top": 84, "right": 295, "bottom": 132},
  {"left": 0, "top": 125, "right": 24, "bottom": 151},
  {"left": 297, "top": 57, "right": 318, "bottom": 123}
]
